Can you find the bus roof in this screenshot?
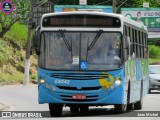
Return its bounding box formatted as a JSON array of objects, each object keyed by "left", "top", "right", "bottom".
[{"left": 41, "top": 11, "right": 147, "bottom": 31}]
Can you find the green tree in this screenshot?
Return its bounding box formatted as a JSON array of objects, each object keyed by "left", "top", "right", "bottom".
[
  {"left": 132, "top": 0, "right": 160, "bottom": 7},
  {"left": 0, "top": 0, "right": 29, "bottom": 38},
  {"left": 57, "top": 0, "right": 111, "bottom": 5},
  {"left": 54, "top": 0, "right": 160, "bottom": 14},
  {"left": 56, "top": 0, "right": 160, "bottom": 7}
]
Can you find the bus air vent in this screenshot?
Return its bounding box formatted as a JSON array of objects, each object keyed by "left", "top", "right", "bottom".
[{"left": 57, "top": 86, "right": 101, "bottom": 91}]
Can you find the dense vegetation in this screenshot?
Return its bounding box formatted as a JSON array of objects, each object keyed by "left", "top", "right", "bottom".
[
  {"left": 57, "top": 0, "right": 160, "bottom": 13},
  {"left": 0, "top": 22, "right": 37, "bottom": 85},
  {"left": 57, "top": 0, "right": 160, "bottom": 7},
  {"left": 148, "top": 42, "right": 160, "bottom": 64}
]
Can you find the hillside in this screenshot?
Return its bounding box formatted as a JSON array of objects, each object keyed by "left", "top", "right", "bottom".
[{"left": 0, "top": 22, "right": 37, "bottom": 86}]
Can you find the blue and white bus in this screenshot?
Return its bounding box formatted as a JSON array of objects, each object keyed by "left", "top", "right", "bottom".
[{"left": 34, "top": 12, "right": 149, "bottom": 117}]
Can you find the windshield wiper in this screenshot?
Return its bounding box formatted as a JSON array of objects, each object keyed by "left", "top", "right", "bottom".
[
  {"left": 59, "top": 29, "right": 72, "bottom": 51},
  {"left": 88, "top": 29, "right": 103, "bottom": 50}
]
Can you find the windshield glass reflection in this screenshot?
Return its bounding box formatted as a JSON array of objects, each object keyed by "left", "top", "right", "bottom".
[{"left": 39, "top": 31, "right": 122, "bottom": 70}]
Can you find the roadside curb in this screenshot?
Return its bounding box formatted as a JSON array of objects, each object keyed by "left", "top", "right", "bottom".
[
  {"left": 0, "top": 84, "right": 38, "bottom": 88},
  {"left": 0, "top": 102, "right": 13, "bottom": 111}
]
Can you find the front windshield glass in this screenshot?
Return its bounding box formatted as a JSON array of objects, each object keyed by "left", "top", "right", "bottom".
[
  {"left": 39, "top": 31, "right": 122, "bottom": 70},
  {"left": 149, "top": 66, "right": 160, "bottom": 74}
]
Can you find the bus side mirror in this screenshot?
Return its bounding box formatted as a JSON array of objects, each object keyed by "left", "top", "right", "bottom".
[{"left": 33, "top": 26, "right": 40, "bottom": 55}]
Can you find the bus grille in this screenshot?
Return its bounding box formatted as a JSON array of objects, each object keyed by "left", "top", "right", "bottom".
[
  {"left": 57, "top": 86, "right": 101, "bottom": 91},
  {"left": 50, "top": 73, "right": 109, "bottom": 80},
  {"left": 60, "top": 95, "right": 98, "bottom": 102}
]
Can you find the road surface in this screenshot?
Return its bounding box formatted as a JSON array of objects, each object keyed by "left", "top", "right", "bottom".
[{"left": 0, "top": 85, "right": 160, "bottom": 119}]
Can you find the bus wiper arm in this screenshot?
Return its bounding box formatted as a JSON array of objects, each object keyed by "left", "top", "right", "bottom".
[
  {"left": 59, "top": 29, "right": 72, "bottom": 51},
  {"left": 88, "top": 29, "right": 103, "bottom": 50}
]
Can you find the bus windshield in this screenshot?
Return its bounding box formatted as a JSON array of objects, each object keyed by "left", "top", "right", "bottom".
[{"left": 39, "top": 31, "right": 122, "bottom": 71}]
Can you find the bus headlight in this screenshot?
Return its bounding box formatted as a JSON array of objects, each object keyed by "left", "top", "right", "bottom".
[
  {"left": 40, "top": 79, "right": 45, "bottom": 84},
  {"left": 115, "top": 80, "right": 121, "bottom": 86},
  {"left": 115, "top": 77, "right": 122, "bottom": 86}
]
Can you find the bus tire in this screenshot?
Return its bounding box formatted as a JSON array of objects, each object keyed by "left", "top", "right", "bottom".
[
  {"left": 127, "top": 103, "right": 134, "bottom": 110},
  {"left": 70, "top": 105, "right": 79, "bottom": 113},
  {"left": 134, "top": 98, "right": 142, "bottom": 110},
  {"left": 80, "top": 105, "right": 89, "bottom": 113},
  {"left": 127, "top": 82, "right": 134, "bottom": 110},
  {"left": 49, "top": 103, "right": 63, "bottom": 117},
  {"left": 149, "top": 88, "right": 151, "bottom": 94},
  {"left": 134, "top": 84, "right": 143, "bottom": 110},
  {"left": 114, "top": 104, "right": 127, "bottom": 113}
]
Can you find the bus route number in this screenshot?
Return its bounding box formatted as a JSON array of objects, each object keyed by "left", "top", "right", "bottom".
[{"left": 54, "top": 79, "right": 70, "bottom": 84}]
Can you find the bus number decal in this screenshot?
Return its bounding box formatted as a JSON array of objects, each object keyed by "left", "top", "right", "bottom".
[{"left": 54, "top": 79, "right": 70, "bottom": 84}]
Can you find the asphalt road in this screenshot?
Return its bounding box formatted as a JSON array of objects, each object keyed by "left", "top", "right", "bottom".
[{"left": 0, "top": 85, "right": 160, "bottom": 119}]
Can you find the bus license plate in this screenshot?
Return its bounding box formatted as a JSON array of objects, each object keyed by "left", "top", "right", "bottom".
[{"left": 72, "top": 94, "right": 86, "bottom": 100}]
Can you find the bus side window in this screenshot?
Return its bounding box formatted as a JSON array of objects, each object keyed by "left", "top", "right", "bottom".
[
  {"left": 144, "top": 47, "right": 148, "bottom": 58},
  {"left": 130, "top": 28, "right": 134, "bottom": 56},
  {"left": 124, "top": 25, "right": 129, "bottom": 60}
]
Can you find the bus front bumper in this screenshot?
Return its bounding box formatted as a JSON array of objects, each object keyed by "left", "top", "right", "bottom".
[{"left": 38, "top": 84, "right": 125, "bottom": 105}]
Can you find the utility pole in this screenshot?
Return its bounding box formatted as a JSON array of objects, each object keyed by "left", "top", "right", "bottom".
[
  {"left": 23, "top": 0, "right": 33, "bottom": 85},
  {"left": 112, "top": 0, "right": 117, "bottom": 13}
]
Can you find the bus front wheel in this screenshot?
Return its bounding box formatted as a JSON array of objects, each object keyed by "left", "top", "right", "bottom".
[
  {"left": 114, "top": 104, "right": 127, "bottom": 113},
  {"left": 49, "top": 103, "right": 63, "bottom": 117},
  {"left": 70, "top": 105, "right": 79, "bottom": 113},
  {"left": 80, "top": 105, "right": 89, "bottom": 113},
  {"left": 127, "top": 103, "right": 134, "bottom": 110}
]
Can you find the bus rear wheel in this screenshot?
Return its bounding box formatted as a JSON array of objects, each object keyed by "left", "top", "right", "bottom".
[
  {"left": 134, "top": 96, "right": 143, "bottom": 110},
  {"left": 49, "top": 103, "right": 63, "bottom": 117},
  {"left": 149, "top": 88, "right": 151, "bottom": 94},
  {"left": 134, "top": 85, "right": 143, "bottom": 110},
  {"left": 114, "top": 104, "right": 127, "bottom": 113}
]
